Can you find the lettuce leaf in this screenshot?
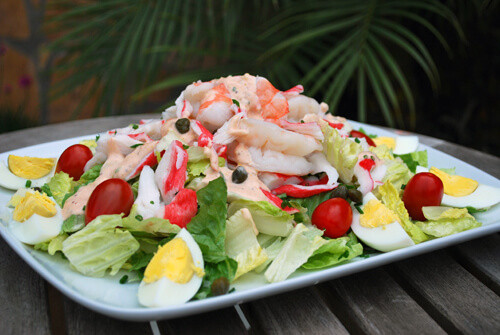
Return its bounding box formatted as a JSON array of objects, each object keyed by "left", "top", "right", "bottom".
[
  {"left": 379, "top": 182, "right": 428, "bottom": 244},
  {"left": 227, "top": 199, "right": 293, "bottom": 237},
  {"left": 78, "top": 164, "right": 102, "bottom": 186},
  {"left": 302, "top": 232, "right": 363, "bottom": 269},
  {"left": 193, "top": 257, "right": 238, "bottom": 300},
  {"left": 62, "top": 215, "right": 140, "bottom": 277},
  {"left": 416, "top": 208, "right": 481, "bottom": 238},
  {"left": 187, "top": 177, "right": 229, "bottom": 263},
  {"left": 225, "top": 209, "right": 268, "bottom": 279},
  {"left": 394, "top": 150, "right": 428, "bottom": 173},
  {"left": 62, "top": 214, "right": 85, "bottom": 233},
  {"left": 121, "top": 205, "right": 180, "bottom": 237},
  {"left": 264, "top": 224, "right": 326, "bottom": 282},
  {"left": 322, "top": 125, "right": 362, "bottom": 183},
  {"left": 288, "top": 191, "right": 333, "bottom": 223},
  {"left": 43, "top": 172, "right": 75, "bottom": 207}
]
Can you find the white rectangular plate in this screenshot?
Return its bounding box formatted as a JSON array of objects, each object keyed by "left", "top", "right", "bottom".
[{"left": 0, "top": 121, "right": 499, "bottom": 321}]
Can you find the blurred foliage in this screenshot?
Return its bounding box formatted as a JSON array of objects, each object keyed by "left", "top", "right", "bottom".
[
  {"left": 0, "top": 106, "right": 37, "bottom": 133},
  {"left": 47, "top": 0, "right": 462, "bottom": 129}
]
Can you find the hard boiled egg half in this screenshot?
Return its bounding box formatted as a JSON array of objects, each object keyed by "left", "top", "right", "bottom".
[
  {"left": 351, "top": 192, "right": 414, "bottom": 252},
  {"left": 0, "top": 155, "right": 56, "bottom": 190},
  {"left": 373, "top": 135, "right": 419, "bottom": 155},
  {"left": 9, "top": 190, "right": 63, "bottom": 245},
  {"left": 138, "top": 229, "right": 204, "bottom": 307},
  {"left": 418, "top": 167, "right": 500, "bottom": 209}
]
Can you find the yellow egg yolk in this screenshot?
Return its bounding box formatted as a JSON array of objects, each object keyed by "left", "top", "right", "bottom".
[
  {"left": 8, "top": 155, "right": 55, "bottom": 179},
  {"left": 13, "top": 192, "right": 57, "bottom": 222},
  {"left": 373, "top": 137, "right": 396, "bottom": 150},
  {"left": 360, "top": 199, "right": 401, "bottom": 228},
  {"left": 430, "top": 167, "right": 478, "bottom": 197},
  {"left": 143, "top": 238, "right": 204, "bottom": 284}
]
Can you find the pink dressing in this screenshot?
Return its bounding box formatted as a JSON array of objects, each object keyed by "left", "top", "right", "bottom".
[
  {"left": 218, "top": 74, "right": 261, "bottom": 118},
  {"left": 115, "top": 141, "right": 158, "bottom": 180}
]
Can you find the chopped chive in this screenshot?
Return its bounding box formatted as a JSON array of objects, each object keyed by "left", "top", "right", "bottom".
[
  {"left": 25, "top": 180, "right": 32, "bottom": 188},
  {"left": 401, "top": 184, "right": 406, "bottom": 190},
  {"left": 354, "top": 138, "right": 361, "bottom": 144},
  {"left": 150, "top": 200, "right": 154, "bottom": 204},
  {"left": 135, "top": 215, "right": 143, "bottom": 221},
  {"left": 82, "top": 205, "right": 86, "bottom": 211},
  {"left": 300, "top": 120, "right": 305, "bottom": 123},
  {"left": 130, "top": 143, "right": 144, "bottom": 149},
  {"left": 114, "top": 130, "right": 117, "bottom": 135},
  {"left": 132, "top": 124, "right": 139, "bottom": 129},
  {"left": 354, "top": 204, "right": 364, "bottom": 214},
  {"left": 95, "top": 134, "right": 100, "bottom": 142},
  {"left": 119, "top": 275, "right": 128, "bottom": 284},
  {"left": 232, "top": 99, "right": 240, "bottom": 107},
  {"left": 183, "top": 144, "right": 189, "bottom": 150}
]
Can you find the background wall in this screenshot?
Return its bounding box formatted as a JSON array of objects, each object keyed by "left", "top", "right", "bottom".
[{"left": 0, "top": 0, "right": 498, "bottom": 156}]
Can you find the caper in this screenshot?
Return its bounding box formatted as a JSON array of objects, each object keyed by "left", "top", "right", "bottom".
[
  {"left": 330, "top": 185, "right": 348, "bottom": 200},
  {"left": 348, "top": 189, "right": 363, "bottom": 204},
  {"left": 211, "top": 277, "right": 230, "bottom": 296},
  {"left": 175, "top": 118, "right": 190, "bottom": 134},
  {"left": 232, "top": 166, "right": 248, "bottom": 184}
]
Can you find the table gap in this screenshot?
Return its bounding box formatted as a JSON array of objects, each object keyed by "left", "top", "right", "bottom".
[
  {"left": 312, "top": 285, "right": 367, "bottom": 335},
  {"left": 386, "top": 260, "right": 462, "bottom": 334},
  {"left": 450, "top": 248, "right": 500, "bottom": 295}
]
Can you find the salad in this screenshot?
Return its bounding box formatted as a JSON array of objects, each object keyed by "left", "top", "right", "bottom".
[{"left": 1, "top": 74, "right": 499, "bottom": 308}]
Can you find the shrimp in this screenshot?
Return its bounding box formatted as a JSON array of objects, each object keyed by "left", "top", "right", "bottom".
[
  {"left": 244, "top": 147, "right": 315, "bottom": 176},
  {"left": 256, "top": 77, "right": 289, "bottom": 120},
  {"left": 196, "top": 83, "right": 236, "bottom": 132},
  {"left": 219, "top": 116, "right": 322, "bottom": 156},
  {"left": 84, "top": 133, "right": 143, "bottom": 171},
  {"left": 278, "top": 119, "right": 324, "bottom": 141},
  {"left": 286, "top": 95, "right": 323, "bottom": 122}
]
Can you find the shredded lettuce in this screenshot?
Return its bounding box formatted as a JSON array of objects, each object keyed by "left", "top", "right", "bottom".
[
  {"left": 225, "top": 209, "right": 268, "bottom": 279},
  {"left": 416, "top": 208, "right": 481, "bottom": 238},
  {"left": 228, "top": 199, "right": 293, "bottom": 237},
  {"left": 254, "top": 235, "right": 285, "bottom": 273},
  {"left": 322, "top": 125, "right": 362, "bottom": 183},
  {"left": 395, "top": 150, "right": 428, "bottom": 173},
  {"left": 122, "top": 205, "right": 180, "bottom": 237},
  {"left": 264, "top": 224, "right": 326, "bottom": 282},
  {"left": 302, "top": 232, "right": 363, "bottom": 269},
  {"left": 62, "top": 215, "right": 140, "bottom": 277},
  {"left": 379, "top": 182, "right": 428, "bottom": 244}
]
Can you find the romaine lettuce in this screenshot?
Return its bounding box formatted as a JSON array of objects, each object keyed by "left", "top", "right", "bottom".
[
  {"left": 264, "top": 224, "right": 326, "bottom": 282},
  {"left": 322, "top": 125, "right": 362, "bottom": 183},
  {"left": 302, "top": 232, "right": 363, "bottom": 269},
  {"left": 225, "top": 209, "right": 268, "bottom": 279},
  {"left": 416, "top": 207, "right": 481, "bottom": 237},
  {"left": 122, "top": 205, "right": 179, "bottom": 237},
  {"left": 62, "top": 215, "right": 140, "bottom": 277},
  {"left": 44, "top": 172, "right": 75, "bottom": 206},
  {"left": 227, "top": 199, "right": 293, "bottom": 237},
  {"left": 379, "top": 182, "right": 428, "bottom": 244},
  {"left": 370, "top": 145, "right": 413, "bottom": 191}
]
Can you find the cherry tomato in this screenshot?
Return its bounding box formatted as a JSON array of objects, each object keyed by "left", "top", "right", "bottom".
[
  {"left": 85, "top": 178, "right": 134, "bottom": 224},
  {"left": 350, "top": 130, "right": 376, "bottom": 147},
  {"left": 56, "top": 144, "right": 93, "bottom": 181},
  {"left": 403, "top": 172, "right": 444, "bottom": 221},
  {"left": 311, "top": 198, "right": 353, "bottom": 238}
]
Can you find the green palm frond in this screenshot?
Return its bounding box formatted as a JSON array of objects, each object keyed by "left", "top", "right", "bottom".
[{"left": 260, "top": 0, "right": 463, "bottom": 128}]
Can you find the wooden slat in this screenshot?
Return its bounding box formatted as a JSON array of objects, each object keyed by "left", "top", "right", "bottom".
[
  {"left": 316, "top": 267, "right": 445, "bottom": 335},
  {"left": 62, "top": 297, "right": 151, "bottom": 335},
  {"left": 159, "top": 307, "right": 247, "bottom": 335},
  {"left": 0, "top": 240, "right": 51, "bottom": 335},
  {"left": 453, "top": 234, "right": 500, "bottom": 294},
  {"left": 392, "top": 250, "right": 500, "bottom": 334},
  {"left": 243, "top": 288, "right": 349, "bottom": 335}
]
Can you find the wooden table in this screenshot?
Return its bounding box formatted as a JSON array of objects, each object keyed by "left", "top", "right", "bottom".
[{"left": 1, "top": 114, "right": 499, "bottom": 335}]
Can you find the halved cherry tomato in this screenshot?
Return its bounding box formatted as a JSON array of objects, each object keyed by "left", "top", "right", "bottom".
[
  {"left": 85, "top": 178, "right": 134, "bottom": 224},
  {"left": 56, "top": 144, "right": 93, "bottom": 181},
  {"left": 311, "top": 198, "right": 353, "bottom": 238},
  {"left": 350, "top": 130, "right": 376, "bottom": 147},
  {"left": 403, "top": 172, "right": 444, "bottom": 221}
]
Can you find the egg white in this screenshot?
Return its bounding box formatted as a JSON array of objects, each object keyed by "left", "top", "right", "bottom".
[
  {"left": 350, "top": 193, "right": 414, "bottom": 252},
  {"left": 441, "top": 184, "right": 500, "bottom": 209},
  {"left": 137, "top": 228, "right": 204, "bottom": 308},
  {"left": 0, "top": 161, "right": 55, "bottom": 191},
  {"left": 393, "top": 136, "right": 419, "bottom": 155},
  {"left": 9, "top": 196, "right": 63, "bottom": 245}
]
